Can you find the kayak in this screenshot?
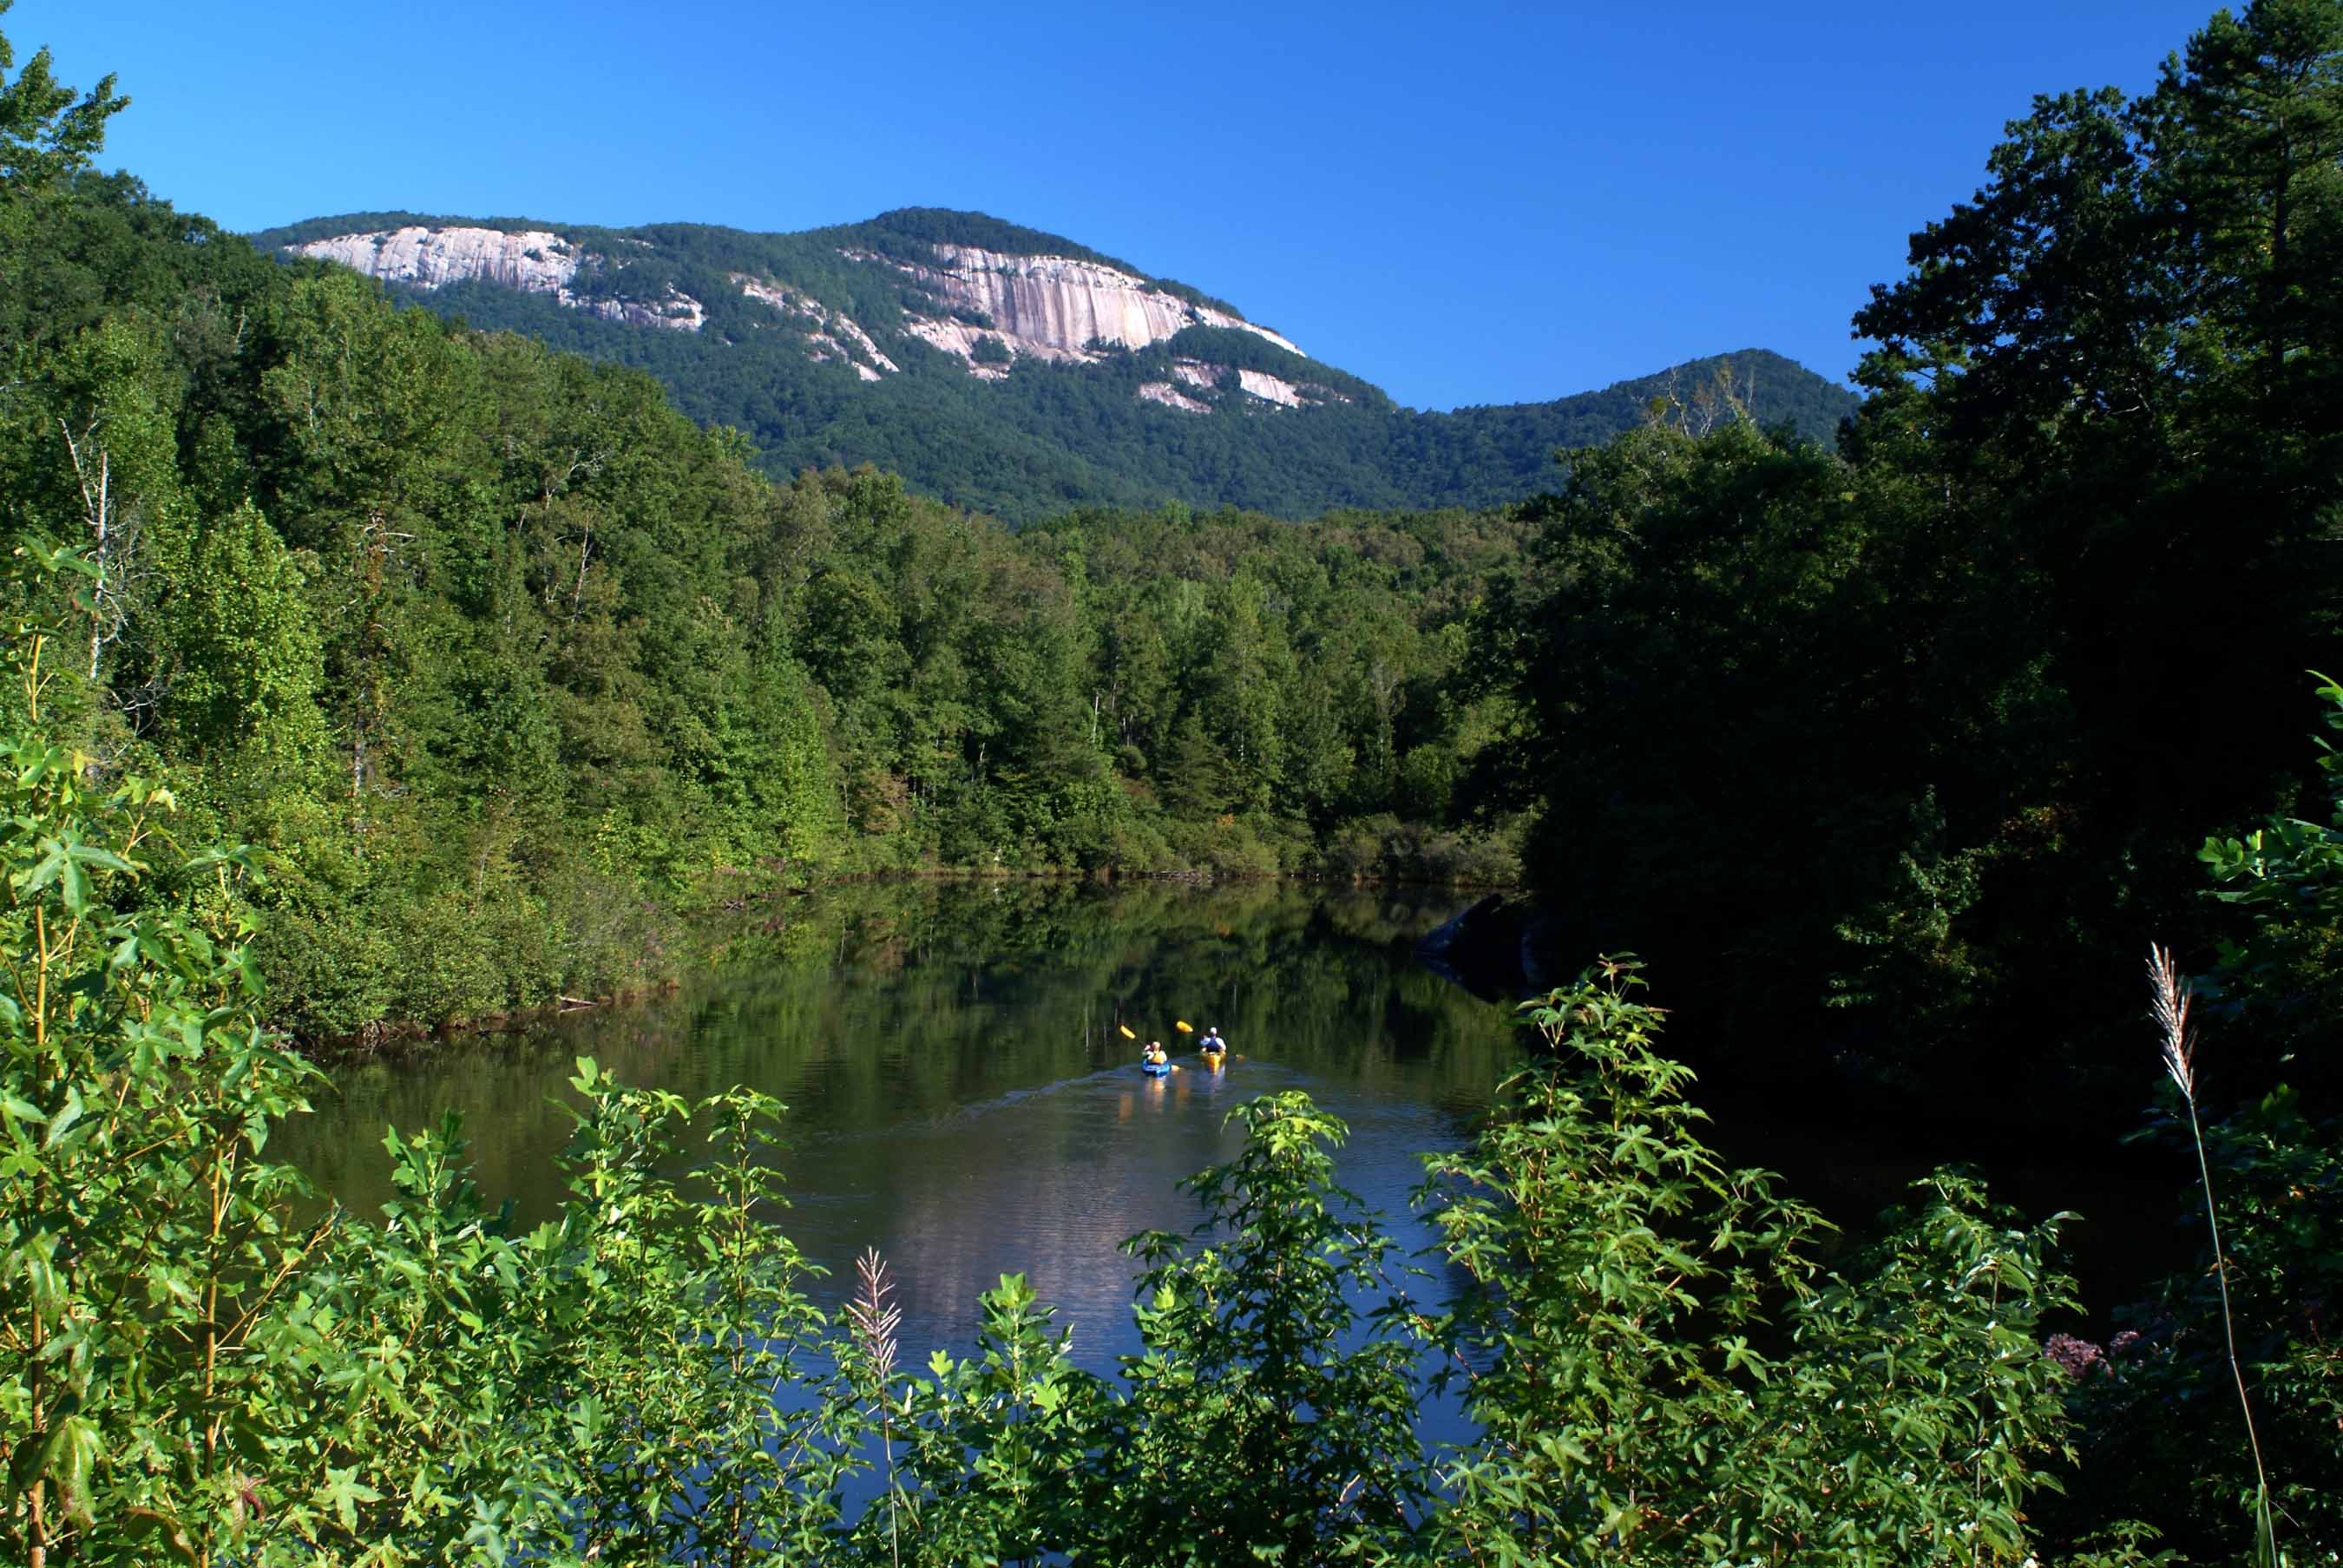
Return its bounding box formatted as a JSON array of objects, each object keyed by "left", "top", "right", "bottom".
[
  {"left": 1199, "top": 1048, "right": 1226, "bottom": 1069},
  {"left": 1140, "top": 1060, "right": 1172, "bottom": 1078}
]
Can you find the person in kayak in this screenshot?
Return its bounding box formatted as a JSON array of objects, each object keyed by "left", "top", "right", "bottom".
[
  {"left": 1199, "top": 1027, "right": 1227, "bottom": 1055},
  {"left": 1143, "top": 1040, "right": 1169, "bottom": 1068}
]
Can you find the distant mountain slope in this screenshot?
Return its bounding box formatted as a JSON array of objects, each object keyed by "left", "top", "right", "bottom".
[{"left": 251, "top": 208, "right": 1859, "bottom": 522}]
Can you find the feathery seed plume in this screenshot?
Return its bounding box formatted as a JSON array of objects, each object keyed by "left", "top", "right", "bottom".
[{"left": 2146, "top": 943, "right": 2195, "bottom": 1100}]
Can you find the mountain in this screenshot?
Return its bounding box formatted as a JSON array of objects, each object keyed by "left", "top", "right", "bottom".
[{"left": 248, "top": 207, "right": 1860, "bottom": 522}]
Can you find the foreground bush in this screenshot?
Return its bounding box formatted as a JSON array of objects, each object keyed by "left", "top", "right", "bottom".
[{"left": 7, "top": 547, "right": 2313, "bottom": 1566}]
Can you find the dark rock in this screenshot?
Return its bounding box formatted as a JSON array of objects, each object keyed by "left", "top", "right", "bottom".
[{"left": 1418, "top": 894, "right": 1546, "bottom": 1000}]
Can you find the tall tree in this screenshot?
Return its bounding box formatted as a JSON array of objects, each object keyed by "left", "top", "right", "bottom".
[{"left": 0, "top": 0, "right": 124, "bottom": 205}]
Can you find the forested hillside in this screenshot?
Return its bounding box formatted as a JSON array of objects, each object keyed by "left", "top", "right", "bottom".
[
  {"left": 4, "top": 2, "right": 2342, "bottom": 1563},
  {"left": 1452, "top": 11, "right": 2343, "bottom": 1557},
  {"left": 1477, "top": 0, "right": 2343, "bottom": 1112},
  {"left": 3, "top": 174, "right": 1523, "bottom": 1040},
  {"left": 249, "top": 207, "right": 1857, "bottom": 522}
]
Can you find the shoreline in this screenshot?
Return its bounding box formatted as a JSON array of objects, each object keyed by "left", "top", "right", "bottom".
[{"left": 298, "top": 866, "right": 1522, "bottom": 1062}]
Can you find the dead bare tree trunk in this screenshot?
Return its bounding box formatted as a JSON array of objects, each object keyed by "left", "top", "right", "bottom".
[{"left": 59, "top": 418, "right": 124, "bottom": 680}]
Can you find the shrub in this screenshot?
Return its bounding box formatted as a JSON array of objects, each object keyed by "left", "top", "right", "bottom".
[{"left": 1422, "top": 960, "right": 2084, "bottom": 1565}]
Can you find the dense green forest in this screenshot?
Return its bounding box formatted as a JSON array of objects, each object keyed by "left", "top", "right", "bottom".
[
  {"left": 3, "top": 148, "right": 1526, "bottom": 1039},
  {"left": 3, "top": 0, "right": 2341, "bottom": 1562},
  {"left": 248, "top": 207, "right": 1857, "bottom": 524},
  {"left": 1478, "top": 0, "right": 2343, "bottom": 1112},
  {"left": 1460, "top": 2, "right": 2343, "bottom": 1556}
]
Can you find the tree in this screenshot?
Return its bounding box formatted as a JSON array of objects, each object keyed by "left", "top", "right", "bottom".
[
  {"left": 0, "top": 543, "right": 323, "bottom": 1568},
  {"left": 163, "top": 502, "right": 328, "bottom": 766},
  {"left": 1423, "top": 961, "right": 2087, "bottom": 1566},
  {"left": 0, "top": 2, "right": 126, "bottom": 205},
  {"left": 1485, "top": 0, "right": 2343, "bottom": 1094},
  {"left": 1102, "top": 1093, "right": 1427, "bottom": 1564}
]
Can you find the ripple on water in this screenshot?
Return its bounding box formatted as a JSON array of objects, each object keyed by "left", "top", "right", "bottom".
[{"left": 282, "top": 882, "right": 1519, "bottom": 1377}]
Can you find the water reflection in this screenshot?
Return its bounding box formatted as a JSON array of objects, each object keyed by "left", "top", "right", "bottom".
[{"left": 283, "top": 881, "right": 1520, "bottom": 1374}]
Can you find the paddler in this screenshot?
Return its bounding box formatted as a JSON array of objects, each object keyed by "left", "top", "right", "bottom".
[
  {"left": 1144, "top": 1040, "right": 1169, "bottom": 1068},
  {"left": 1199, "top": 1027, "right": 1227, "bottom": 1056}
]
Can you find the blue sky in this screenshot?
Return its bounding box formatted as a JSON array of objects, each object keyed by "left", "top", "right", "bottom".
[{"left": 14, "top": 0, "right": 2219, "bottom": 410}]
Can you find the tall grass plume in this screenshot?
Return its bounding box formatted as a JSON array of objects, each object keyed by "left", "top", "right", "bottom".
[
  {"left": 2147, "top": 942, "right": 2279, "bottom": 1567},
  {"left": 848, "top": 1247, "right": 905, "bottom": 1566}
]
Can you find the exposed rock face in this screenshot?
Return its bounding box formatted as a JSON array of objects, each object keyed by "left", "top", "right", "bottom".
[
  {"left": 734, "top": 274, "right": 900, "bottom": 374},
  {"left": 851, "top": 244, "right": 1303, "bottom": 374},
  {"left": 1132, "top": 357, "right": 1350, "bottom": 414},
  {"left": 582, "top": 291, "right": 706, "bottom": 331},
  {"left": 290, "top": 226, "right": 706, "bottom": 332},
  {"left": 1237, "top": 368, "right": 1306, "bottom": 408},
  {"left": 286, "top": 224, "right": 1339, "bottom": 400},
  {"left": 294, "top": 226, "right": 579, "bottom": 292},
  {"left": 898, "top": 315, "right": 1014, "bottom": 378},
  {"left": 1137, "top": 380, "right": 1210, "bottom": 413}
]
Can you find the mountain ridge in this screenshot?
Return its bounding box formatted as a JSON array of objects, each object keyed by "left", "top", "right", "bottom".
[{"left": 251, "top": 207, "right": 1861, "bottom": 522}]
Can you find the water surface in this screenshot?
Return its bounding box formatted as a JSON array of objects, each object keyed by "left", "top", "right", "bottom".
[{"left": 285, "top": 881, "right": 1520, "bottom": 1374}]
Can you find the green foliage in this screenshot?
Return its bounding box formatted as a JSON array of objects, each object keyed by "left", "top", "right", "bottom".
[
  {"left": 1480, "top": 416, "right": 2012, "bottom": 1053},
  {"left": 530, "top": 1066, "right": 856, "bottom": 1561},
  {"left": 0, "top": 554, "right": 2132, "bottom": 1562},
  {"left": 2071, "top": 1080, "right": 2341, "bottom": 1565},
  {"left": 1422, "top": 961, "right": 2083, "bottom": 1565},
  {"left": 163, "top": 502, "right": 328, "bottom": 763},
  {"left": 466, "top": 264, "right": 1857, "bottom": 525},
  {"left": 830, "top": 206, "right": 1160, "bottom": 282},
  {"left": 0, "top": 552, "right": 870, "bottom": 1560},
  {"left": 2200, "top": 672, "right": 2343, "bottom": 1073},
  {"left": 1102, "top": 1092, "right": 1428, "bottom": 1562},
  {"left": 252, "top": 198, "right": 1856, "bottom": 526},
  {"left": 8, "top": 3, "right": 2342, "bottom": 1564},
  {"left": 2053, "top": 670, "right": 2343, "bottom": 1564},
  {"left": 1484, "top": 0, "right": 2343, "bottom": 1106},
  {"left": 0, "top": 88, "right": 1544, "bottom": 1036},
  {"left": 1462, "top": 23, "right": 2343, "bottom": 1541},
  {"left": 0, "top": 1, "right": 125, "bottom": 205},
  {"left": 0, "top": 544, "right": 326, "bottom": 1566},
  {"left": 840, "top": 1265, "right": 1106, "bottom": 1565}
]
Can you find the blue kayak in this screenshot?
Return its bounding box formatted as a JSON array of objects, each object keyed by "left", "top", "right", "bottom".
[{"left": 1140, "top": 1060, "right": 1172, "bottom": 1078}]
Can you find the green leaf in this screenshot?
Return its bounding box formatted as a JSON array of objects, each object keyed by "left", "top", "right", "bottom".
[
  {"left": 41, "top": 1089, "right": 83, "bottom": 1150},
  {"left": 64, "top": 842, "right": 133, "bottom": 874},
  {"left": 123, "top": 1508, "right": 201, "bottom": 1565},
  {"left": 319, "top": 1465, "right": 384, "bottom": 1532},
  {"left": 16, "top": 843, "right": 64, "bottom": 897},
  {"left": 6, "top": 1422, "right": 66, "bottom": 1499}
]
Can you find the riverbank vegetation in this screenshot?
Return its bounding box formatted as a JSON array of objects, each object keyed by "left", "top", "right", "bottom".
[
  {"left": 1470, "top": 0, "right": 2343, "bottom": 1130},
  {"left": 0, "top": 36, "right": 1521, "bottom": 1040},
  {"left": 0, "top": 628, "right": 2256, "bottom": 1559},
  {"left": 3, "top": 0, "right": 2340, "bottom": 1560},
  {"left": 10, "top": 628, "right": 2330, "bottom": 1559}
]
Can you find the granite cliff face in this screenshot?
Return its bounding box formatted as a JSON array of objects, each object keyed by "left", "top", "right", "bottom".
[
  {"left": 279, "top": 216, "right": 1349, "bottom": 410},
  {"left": 733, "top": 274, "right": 896, "bottom": 380},
  {"left": 1137, "top": 380, "right": 1210, "bottom": 412},
  {"left": 256, "top": 207, "right": 1862, "bottom": 522},
  {"left": 856, "top": 244, "right": 1304, "bottom": 367},
  {"left": 294, "top": 226, "right": 577, "bottom": 292},
  {"left": 291, "top": 225, "right": 707, "bottom": 331}
]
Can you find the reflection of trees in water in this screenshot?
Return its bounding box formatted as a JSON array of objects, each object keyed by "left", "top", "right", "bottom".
[
  {"left": 285, "top": 882, "right": 1519, "bottom": 1231},
  {"left": 874, "top": 1075, "right": 1241, "bottom": 1338}
]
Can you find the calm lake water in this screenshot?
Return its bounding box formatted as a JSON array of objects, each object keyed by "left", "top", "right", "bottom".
[{"left": 281, "top": 881, "right": 1522, "bottom": 1375}]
